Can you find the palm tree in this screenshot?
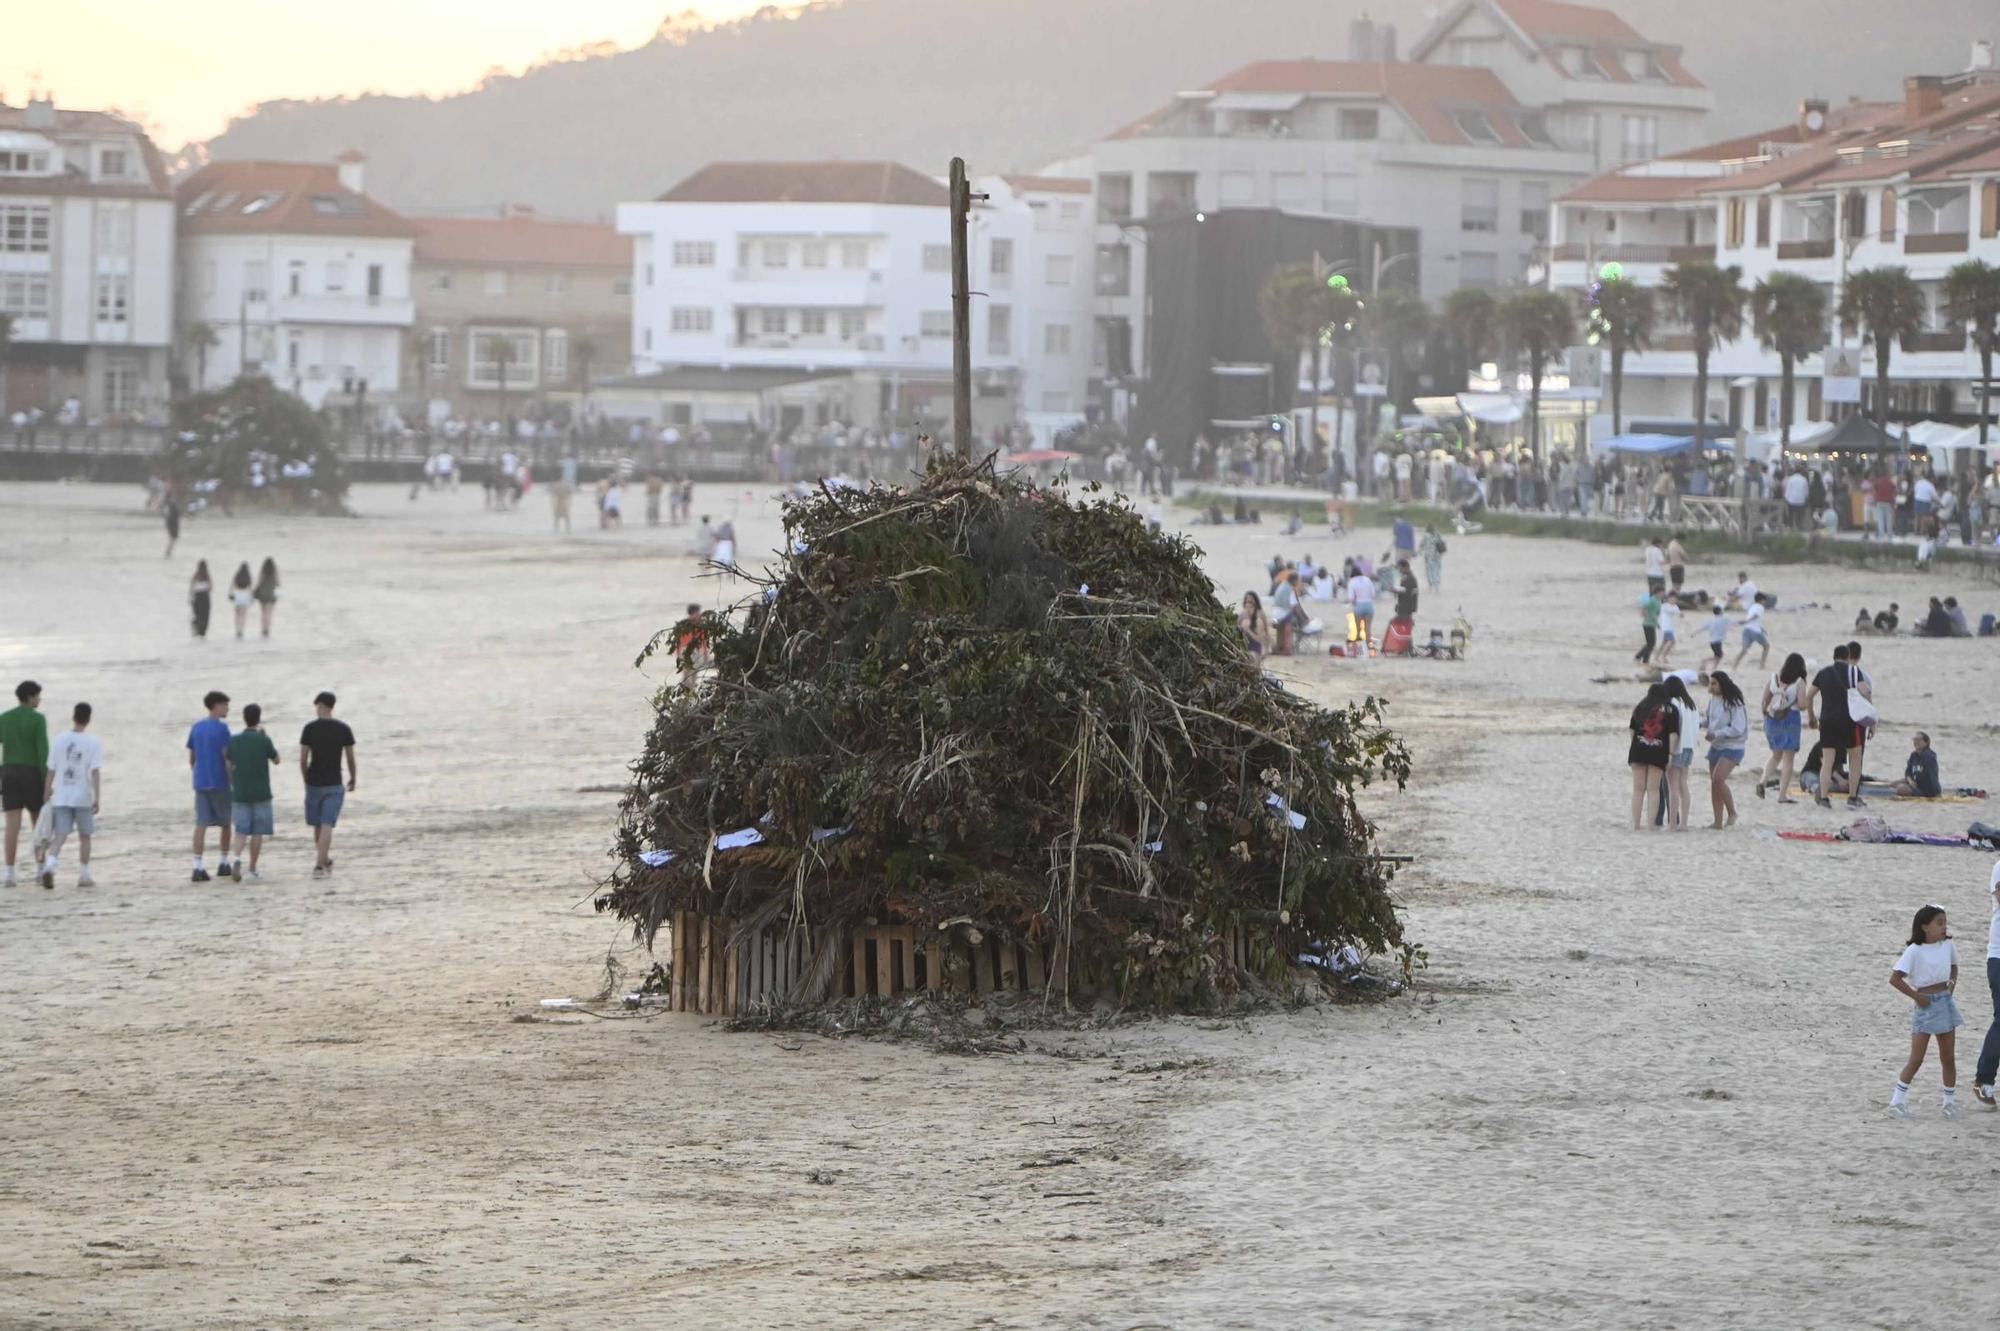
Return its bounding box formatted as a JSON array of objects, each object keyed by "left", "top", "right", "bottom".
[
  {"left": 1500, "top": 290, "right": 1576, "bottom": 462},
  {"left": 1661, "top": 261, "right": 1747, "bottom": 437},
  {"left": 1443, "top": 287, "right": 1499, "bottom": 391},
  {"left": 1839, "top": 266, "right": 1923, "bottom": 434},
  {"left": 1370, "top": 288, "right": 1431, "bottom": 416},
  {"left": 1751, "top": 272, "right": 1828, "bottom": 450},
  {"left": 1943, "top": 259, "right": 2000, "bottom": 452},
  {"left": 1258, "top": 263, "right": 1356, "bottom": 470},
  {"left": 1591, "top": 278, "right": 1653, "bottom": 436},
  {"left": 181, "top": 321, "right": 221, "bottom": 397}
]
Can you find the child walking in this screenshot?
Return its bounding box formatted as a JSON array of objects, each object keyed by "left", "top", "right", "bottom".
[
  {"left": 1703, "top": 601, "right": 1730, "bottom": 666},
  {"left": 1889, "top": 904, "right": 1962, "bottom": 1118}
]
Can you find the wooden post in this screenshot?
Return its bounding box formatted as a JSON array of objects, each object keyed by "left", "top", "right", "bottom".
[
  {"left": 898, "top": 932, "right": 917, "bottom": 993},
  {"left": 950, "top": 157, "right": 974, "bottom": 458},
  {"left": 851, "top": 931, "right": 867, "bottom": 1000},
  {"left": 672, "top": 911, "right": 687, "bottom": 1012},
  {"left": 925, "top": 937, "right": 944, "bottom": 992},
  {"left": 696, "top": 916, "right": 713, "bottom": 1015},
  {"left": 998, "top": 941, "right": 1020, "bottom": 993}
]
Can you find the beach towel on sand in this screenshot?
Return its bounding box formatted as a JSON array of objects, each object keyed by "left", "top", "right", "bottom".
[{"left": 1778, "top": 819, "right": 2000, "bottom": 849}]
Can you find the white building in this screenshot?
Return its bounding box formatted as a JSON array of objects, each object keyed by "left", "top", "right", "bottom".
[
  {"left": 0, "top": 97, "right": 175, "bottom": 419},
  {"left": 1057, "top": 0, "right": 1714, "bottom": 400},
  {"left": 613, "top": 161, "right": 1094, "bottom": 437},
  {"left": 1550, "top": 54, "right": 2000, "bottom": 433},
  {"left": 176, "top": 153, "right": 415, "bottom": 411}
]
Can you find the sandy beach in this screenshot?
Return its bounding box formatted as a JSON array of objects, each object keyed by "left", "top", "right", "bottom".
[{"left": 4, "top": 476, "right": 2000, "bottom": 1328}]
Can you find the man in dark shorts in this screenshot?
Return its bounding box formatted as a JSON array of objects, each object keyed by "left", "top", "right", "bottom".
[
  {"left": 1800, "top": 644, "right": 1865, "bottom": 811},
  {"left": 299, "top": 692, "right": 357, "bottom": 880},
  {"left": 1666, "top": 533, "right": 1688, "bottom": 593},
  {"left": 1, "top": 679, "right": 50, "bottom": 888},
  {"left": 187, "top": 690, "right": 234, "bottom": 882}
]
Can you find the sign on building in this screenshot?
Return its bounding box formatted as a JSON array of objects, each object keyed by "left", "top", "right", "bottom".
[{"left": 1823, "top": 347, "right": 1861, "bottom": 405}]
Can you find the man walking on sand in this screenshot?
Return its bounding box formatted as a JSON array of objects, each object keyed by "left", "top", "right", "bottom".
[
  {"left": 1, "top": 679, "right": 50, "bottom": 887},
  {"left": 226, "top": 703, "right": 281, "bottom": 882},
  {"left": 188, "top": 691, "right": 233, "bottom": 882},
  {"left": 41, "top": 702, "right": 101, "bottom": 889},
  {"left": 300, "top": 692, "right": 356, "bottom": 880}
]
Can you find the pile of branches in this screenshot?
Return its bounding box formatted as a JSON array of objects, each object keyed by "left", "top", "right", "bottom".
[{"left": 601, "top": 458, "right": 1410, "bottom": 1009}]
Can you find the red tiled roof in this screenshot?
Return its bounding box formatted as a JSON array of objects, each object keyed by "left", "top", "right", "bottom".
[
  {"left": 1111, "top": 60, "right": 1529, "bottom": 148},
  {"left": 177, "top": 161, "right": 417, "bottom": 237},
  {"left": 1001, "top": 174, "right": 1091, "bottom": 195},
  {"left": 1493, "top": 0, "right": 1641, "bottom": 43},
  {"left": 0, "top": 105, "right": 172, "bottom": 196},
  {"left": 1941, "top": 142, "right": 2000, "bottom": 178},
  {"left": 657, "top": 161, "right": 948, "bottom": 206},
  {"left": 1700, "top": 83, "right": 2000, "bottom": 194},
  {"left": 412, "top": 216, "right": 630, "bottom": 267},
  {"left": 1413, "top": 1, "right": 1701, "bottom": 89},
  {"left": 1559, "top": 173, "right": 1717, "bottom": 204}
]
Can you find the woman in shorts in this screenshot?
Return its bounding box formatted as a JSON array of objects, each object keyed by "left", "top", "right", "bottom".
[
  {"left": 1661, "top": 675, "right": 1700, "bottom": 830},
  {"left": 1755, "top": 653, "right": 1807, "bottom": 803},
  {"left": 1702, "top": 670, "right": 1749, "bottom": 828},
  {"left": 1627, "top": 682, "right": 1678, "bottom": 831}
]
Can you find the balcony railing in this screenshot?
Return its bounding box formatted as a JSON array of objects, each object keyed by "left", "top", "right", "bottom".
[
  {"left": 1549, "top": 242, "right": 1715, "bottom": 264},
  {"left": 1902, "top": 329, "right": 1967, "bottom": 353},
  {"left": 1775, "top": 239, "right": 1835, "bottom": 260},
  {"left": 1668, "top": 242, "right": 1718, "bottom": 262},
  {"left": 1905, "top": 231, "right": 1970, "bottom": 255}
]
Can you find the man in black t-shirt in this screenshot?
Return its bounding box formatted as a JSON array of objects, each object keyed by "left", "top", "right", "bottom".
[
  {"left": 299, "top": 691, "right": 357, "bottom": 880},
  {"left": 1800, "top": 645, "right": 1864, "bottom": 811}
]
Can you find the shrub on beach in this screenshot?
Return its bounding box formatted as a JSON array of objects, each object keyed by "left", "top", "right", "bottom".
[
  {"left": 162, "top": 376, "right": 348, "bottom": 512},
  {"left": 601, "top": 459, "right": 1410, "bottom": 1010}
]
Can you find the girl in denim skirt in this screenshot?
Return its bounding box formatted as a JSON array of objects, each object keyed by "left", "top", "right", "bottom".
[{"left": 1889, "top": 904, "right": 1962, "bottom": 1118}]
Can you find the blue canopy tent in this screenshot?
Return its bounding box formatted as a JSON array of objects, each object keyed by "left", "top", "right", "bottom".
[{"left": 1594, "top": 433, "right": 1697, "bottom": 456}]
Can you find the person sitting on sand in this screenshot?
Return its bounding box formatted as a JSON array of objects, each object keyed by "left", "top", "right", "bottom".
[
  {"left": 1874, "top": 604, "right": 1900, "bottom": 633},
  {"left": 1856, "top": 607, "right": 1874, "bottom": 634},
  {"left": 1894, "top": 733, "right": 1943, "bottom": 798},
  {"left": 1945, "top": 598, "right": 1971, "bottom": 638},
  {"left": 1239, "top": 592, "right": 1273, "bottom": 658},
  {"left": 1309, "top": 566, "right": 1334, "bottom": 602},
  {"left": 1917, "top": 597, "right": 1954, "bottom": 638}
]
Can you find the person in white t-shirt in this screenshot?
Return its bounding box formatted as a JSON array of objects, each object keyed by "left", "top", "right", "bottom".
[
  {"left": 1889, "top": 903, "right": 1962, "bottom": 1117},
  {"left": 1732, "top": 594, "right": 1771, "bottom": 671},
  {"left": 1642, "top": 539, "right": 1666, "bottom": 592},
  {"left": 1656, "top": 594, "right": 1682, "bottom": 665},
  {"left": 1974, "top": 862, "right": 2000, "bottom": 1109},
  {"left": 1346, "top": 569, "right": 1377, "bottom": 655},
  {"left": 1731, "top": 573, "right": 1757, "bottom": 611},
  {"left": 41, "top": 701, "right": 101, "bottom": 889}
]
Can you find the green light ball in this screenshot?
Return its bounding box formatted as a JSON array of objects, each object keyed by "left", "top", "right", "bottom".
[{"left": 1599, "top": 262, "right": 1625, "bottom": 281}]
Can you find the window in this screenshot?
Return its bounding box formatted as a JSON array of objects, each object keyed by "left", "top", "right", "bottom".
[
  {"left": 1514, "top": 111, "right": 1556, "bottom": 148},
  {"left": 1755, "top": 197, "right": 1771, "bottom": 247},
  {"left": 311, "top": 194, "right": 362, "bottom": 217},
  {"left": 240, "top": 191, "right": 282, "bottom": 215},
  {"left": 672, "top": 240, "right": 716, "bottom": 267},
  {"left": 761, "top": 240, "right": 788, "bottom": 268},
  {"left": 94, "top": 275, "right": 130, "bottom": 325},
  {"left": 1040, "top": 391, "right": 1071, "bottom": 413},
  {"left": 645, "top": 262, "right": 655, "bottom": 287},
  {"left": 1220, "top": 171, "right": 1256, "bottom": 206},
  {"left": 1096, "top": 243, "right": 1131, "bottom": 297},
  {"left": 1620, "top": 115, "right": 1658, "bottom": 163},
  {"left": 95, "top": 201, "right": 133, "bottom": 252},
  {"left": 670, "top": 307, "right": 713, "bottom": 333},
  {"left": 287, "top": 260, "right": 305, "bottom": 296},
  {"left": 839, "top": 310, "right": 865, "bottom": 339},
  {"left": 759, "top": 309, "right": 788, "bottom": 335},
  {"left": 103, "top": 358, "right": 139, "bottom": 414},
  {"left": 469, "top": 330, "right": 536, "bottom": 386},
  {"left": 802, "top": 241, "right": 828, "bottom": 268},
  {"left": 1725, "top": 197, "right": 1746, "bottom": 249},
  {"left": 989, "top": 238, "right": 1013, "bottom": 282},
  {"left": 426, "top": 328, "right": 450, "bottom": 375},
  {"left": 0, "top": 274, "right": 51, "bottom": 319},
  {"left": 545, "top": 273, "right": 567, "bottom": 296},
  {"left": 1146, "top": 171, "right": 1197, "bottom": 219},
  {"left": 1097, "top": 172, "right": 1133, "bottom": 223},
  {"left": 325, "top": 261, "right": 347, "bottom": 293},
  {"left": 484, "top": 270, "right": 507, "bottom": 296},
  {"left": 1271, "top": 172, "right": 1308, "bottom": 210},
  {"left": 1044, "top": 254, "right": 1074, "bottom": 286},
  {"left": 920, "top": 310, "right": 953, "bottom": 339},
  {"left": 1461, "top": 178, "right": 1499, "bottom": 233},
  {"left": 800, "top": 309, "right": 828, "bottom": 336},
  {"left": 1563, "top": 45, "right": 1605, "bottom": 78},
  {"left": 1, "top": 203, "right": 51, "bottom": 253},
  {"left": 544, "top": 329, "right": 568, "bottom": 379},
  {"left": 1043, "top": 322, "right": 1071, "bottom": 356},
  {"left": 1338, "top": 108, "right": 1379, "bottom": 140},
  {"left": 1460, "top": 252, "right": 1499, "bottom": 288},
  {"left": 1059, "top": 201, "right": 1083, "bottom": 221},
  {"left": 1983, "top": 181, "right": 2000, "bottom": 239},
  {"left": 243, "top": 260, "right": 268, "bottom": 303},
  {"left": 1453, "top": 110, "right": 1501, "bottom": 144},
  {"left": 840, "top": 240, "right": 869, "bottom": 268},
  {"left": 1907, "top": 186, "right": 1968, "bottom": 236},
  {"left": 1322, "top": 174, "right": 1358, "bottom": 216},
  {"left": 0, "top": 150, "right": 49, "bottom": 174},
  {"left": 643, "top": 327, "right": 652, "bottom": 351},
  {"left": 429, "top": 272, "right": 454, "bottom": 292},
  {"left": 98, "top": 148, "right": 129, "bottom": 180},
  {"left": 1519, "top": 181, "right": 1550, "bottom": 240},
  {"left": 923, "top": 244, "right": 952, "bottom": 272},
  {"left": 987, "top": 304, "right": 1011, "bottom": 354}
]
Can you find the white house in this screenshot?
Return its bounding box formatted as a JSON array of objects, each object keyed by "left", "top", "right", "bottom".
[
  {"left": 176, "top": 153, "right": 414, "bottom": 411},
  {"left": 613, "top": 161, "right": 1094, "bottom": 438},
  {"left": 1550, "top": 51, "right": 2000, "bottom": 434},
  {"left": 0, "top": 97, "right": 176, "bottom": 419}
]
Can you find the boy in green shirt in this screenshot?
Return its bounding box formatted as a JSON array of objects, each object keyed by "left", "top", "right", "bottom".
[
  {"left": 1, "top": 679, "right": 50, "bottom": 887},
  {"left": 224, "top": 703, "right": 281, "bottom": 882}
]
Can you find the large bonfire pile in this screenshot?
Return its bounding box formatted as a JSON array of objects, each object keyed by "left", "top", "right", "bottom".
[{"left": 601, "top": 459, "right": 1410, "bottom": 1009}]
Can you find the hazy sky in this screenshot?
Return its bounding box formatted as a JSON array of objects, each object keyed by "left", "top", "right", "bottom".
[{"left": 6, "top": 1, "right": 775, "bottom": 149}]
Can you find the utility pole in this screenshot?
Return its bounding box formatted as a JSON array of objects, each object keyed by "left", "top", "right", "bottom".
[{"left": 948, "top": 157, "right": 982, "bottom": 459}]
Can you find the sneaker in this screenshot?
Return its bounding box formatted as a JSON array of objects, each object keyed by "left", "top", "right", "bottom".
[
  {"left": 1976, "top": 1085, "right": 1997, "bottom": 1110},
  {"left": 40, "top": 866, "right": 54, "bottom": 890},
  {"left": 1846, "top": 796, "right": 1867, "bottom": 809},
  {"left": 1814, "top": 796, "right": 1832, "bottom": 809},
  {"left": 77, "top": 869, "right": 95, "bottom": 888},
  {"left": 229, "top": 860, "right": 243, "bottom": 882},
  {"left": 311, "top": 865, "right": 326, "bottom": 881},
  {"left": 1754, "top": 779, "right": 1768, "bottom": 800},
  {"left": 246, "top": 869, "right": 262, "bottom": 883},
  {"left": 2, "top": 868, "right": 14, "bottom": 887},
  {"left": 1943, "top": 1099, "right": 1963, "bottom": 1120},
  {"left": 1887, "top": 1103, "right": 1914, "bottom": 1120},
  {"left": 191, "top": 868, "right": 211, "bottom": 883}
]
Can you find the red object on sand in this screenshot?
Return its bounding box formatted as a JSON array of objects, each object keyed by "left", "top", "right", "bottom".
[
  {"left": 1382, "top": 617, "right": 1414, "bottom": 656},
  {"left": 1003, "top": 449, "right": 1083, "bottom": 465}
]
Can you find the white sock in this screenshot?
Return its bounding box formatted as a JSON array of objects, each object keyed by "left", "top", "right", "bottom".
[
  {"left": 1943, "top": 1087, "right": 1958, "bottom": 1101},
  {"left": 1891, "top": 1080, "right": 1911, "bottom": 1107},
  {"left": 193, "top": 856, "right": 204, "bottom": 870},
  {"left": 44, "top": 853, "right": 57, "bottom": 870}
]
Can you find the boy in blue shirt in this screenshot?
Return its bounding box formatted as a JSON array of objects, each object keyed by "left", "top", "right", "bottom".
[{"left": 186, "top": 690, "right": 233, "bottom": 882}]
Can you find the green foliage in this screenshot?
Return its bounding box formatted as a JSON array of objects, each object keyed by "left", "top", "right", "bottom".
[
  {"left": 164, "top": 376, "right": 347, "bottom": 511},
  {"left": 604, "top": 461, "right": 1412, "bottom": 1009},
  {"left": 1840, "top": 266, "right": 1925, "bottom": 427}
]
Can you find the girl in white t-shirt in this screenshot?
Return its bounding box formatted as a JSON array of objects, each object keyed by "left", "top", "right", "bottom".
[
  {"left": 1656, "top": 595, "right": 1681, "bottom": 666},
  {"left": 1889, "top": 904, "right": 1962, "bottom": 1117}
]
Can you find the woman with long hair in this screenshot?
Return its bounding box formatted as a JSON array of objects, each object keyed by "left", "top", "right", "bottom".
[
  {"left": 1755, "top": 652, "right": 1809, "bottom": 803},
  {"left": 1703, "top": 670, "right": 1749, "bottom": 828},
  {"left": 1238, "top": 591, "right": 1273, "bottom": 658},
  {"left": 253, "top": 557, "right": 280, "bottom": 638},
  {"left": 189, "top": 560, "right": 213, "bottom": 638},
  {"left": 229, "top": 562, "right": 254, "bottom": 639},
  {"left": 1627, "top": 682, "right": 1677, "bottom": 831},
  {"left": 1660, "top": 675, "right": 1700, "bottom": 830}
]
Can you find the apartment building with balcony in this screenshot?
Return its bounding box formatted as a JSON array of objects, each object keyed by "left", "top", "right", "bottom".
[
  {"left": 613, "top": 162, "right": 1093, "bottom": 436},
  {"left": 410, "top": 211, "right": 631, "bottom": 420},
  {"left": 0, "top": 97, "right": 175, "bottom": 419},
  {"left": 1550, "top": 50, "right": 2000, "bottom": 432},
  {"left": 176, "top": 153, "right": 415, "bottom": 411}
]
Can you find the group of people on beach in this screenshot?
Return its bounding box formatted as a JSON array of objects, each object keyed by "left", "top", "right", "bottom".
[
  {"left": 1238, "top": 513, "right": 1446, "bottom": 660},
  {"left": 186, "top": 558, "right": 280, "bottom": 640},
  {"left": 0, "top": 678, "right": 358, "bottom": 889}
]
